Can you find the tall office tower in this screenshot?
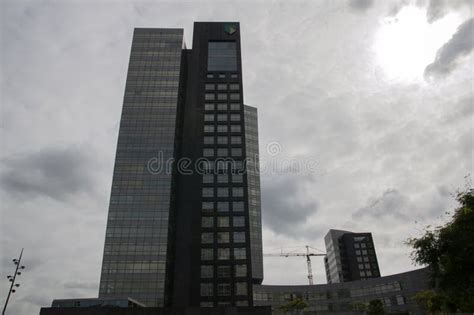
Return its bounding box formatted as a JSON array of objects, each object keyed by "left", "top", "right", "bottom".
[
  {"left": 99, "top": 22, "right": 263, "bottom": 308},
  {"left": 324, "top": 230, "right": 380, "bottom": 284}
]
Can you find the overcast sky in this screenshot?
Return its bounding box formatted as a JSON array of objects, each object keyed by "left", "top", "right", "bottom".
[{"left": 1, "top": 0, "right": 473, "bottom": 314}]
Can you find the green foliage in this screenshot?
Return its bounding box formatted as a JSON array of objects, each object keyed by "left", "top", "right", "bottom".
[
  {"left": 279, "top": 298, "right": 308, "bottom": 314},
  {"left": 367, "top": 299, "right": 384, "bottom": 315},
  {"left": 351, "top": 301, "right": 368, "bottom": 312},
  {"left": 407, "top": 190, "right": 474, "bottom": 312},
  {"left": 414, "top": 290, "right": 445, "bottom": 314}
]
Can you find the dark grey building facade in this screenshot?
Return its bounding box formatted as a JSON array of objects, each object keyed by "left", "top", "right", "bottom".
[
  {"left": 98, "top": 22, "right": 263, "bottom": 308},
  {"left": 324, "top": 230, "right": 380, "bottom": 284},
  {"left": 254, "top": 268, "right": 430, "bottom": 314}
]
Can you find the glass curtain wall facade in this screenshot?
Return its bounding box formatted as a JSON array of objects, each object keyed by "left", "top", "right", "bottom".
[
  {"left": 324, "top": 230, "right": 380, "bottom": 284},
  {"left": 99, "top": 28, "right": 184, "bottom": 307},
  {"left": 244, "top": 105, "right": 263, "bottom": 282},
  {"left": 99, "top": 23, "right": 263, "bottom": 308}
]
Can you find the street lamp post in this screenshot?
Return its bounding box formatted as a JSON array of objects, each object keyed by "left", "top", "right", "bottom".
[{"left": 2, "top": 248, "right": 26, "bottom": 315}]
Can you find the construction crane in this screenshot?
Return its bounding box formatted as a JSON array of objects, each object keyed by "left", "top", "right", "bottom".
[{"left": 263, "top": 245, "right": 326, "bottom": 285}]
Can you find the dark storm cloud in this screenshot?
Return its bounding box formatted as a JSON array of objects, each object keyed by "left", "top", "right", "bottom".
[
  {"left": 262, "top": 174, "right": 318, "bottom": 237},
  {"left": 425, "top": 18, "right": 473, "bottom": 77},
  {"left": 348, "top": 0, "right": 374, "bottom": 11},
  {"left": 353, "top": 189, "right": 410, "bottom": 221},
  {"left": 425, "top": 0, "right": 472, "bottom": 23},
  {"left": 0, "top": 146, "right": 97, "bottom": 202}
]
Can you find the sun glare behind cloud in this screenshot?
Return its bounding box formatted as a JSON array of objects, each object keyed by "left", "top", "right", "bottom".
[{"left": 374, "top": 6, "right": 461, "bottom": 83}]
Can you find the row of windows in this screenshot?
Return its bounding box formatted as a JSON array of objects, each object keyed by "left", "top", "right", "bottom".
[
  {"left": 205, "top": 103, "right": 241, "bottom": 111},
  {"left": 206, "top": 73, "right": 238, "bottom": 79},
  {"left": 205, "top": 93, "right": 240, "bottom": 101},
  {"left": 201, "top": 247, "right": 246, "bottom": 260},
  {"left": 205, "top": 83, "right": 239, "bottom": 91},
  {"left": 202, "top": 182, "right": 244, "bottom": 195},
  {"left": 201, "top": 231, "right": 246, "bottom": 244},
  {"left": 204, "top": 125, "right": 241, "bottom": 133},
  {"left": 359, "top": 270, "right": 379, "bottom": 277},
  {"left": 354, "top": 243, "right": 373, "bottom": 249},
  {"left": 202, "top": 173, "right": 246, "bottom": 184},
  {"left": 203, "top": 148, "right": 243, "bottom": 157},
  {"left": 204, "top": 113, "right": 241, "bottom": 122},
  {"left": 355, "top": 249, "right": 375, "bottom": 256},
  {"left": 201, "top": 187, "right": 244, "bottom": 198},
  {"left": 201, "top": 264, "right": 247, "bottom": 278},
  {"left": 200, "top": 282, "right": 247, "bottom": 297},
  {"left": 201, "top": 216, "right": 245, "bottom": 228},
  {"left": 204, "top": 136, "right": 242, "bottom": 145},
  {"left": 202, "top": 201, "right": 245, "bottom": 213}
]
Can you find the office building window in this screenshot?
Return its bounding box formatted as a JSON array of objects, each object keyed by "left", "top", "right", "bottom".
[
  {"left": 235, "top": 264, "right": 247, "bottom": 277},
  {"left": 217, "top": 248, "right": 230, "bottom": 260},
  {"left": 217, "top": 83, "right": 227, "bottom": 90},
  {"left": 217, "top": 125, "right": 228, "bottom": 133},
  {"left": 205, "top": 103, "right": 215, "bottom": 111},
  {"left": 204, "top": 125, "right": 215, "bottom": 133},
  {"left": 217, "top": 114, "right": 227, "bottom": 122},
  {"left": 233, "top": 201, "right": 244, "bottom": 212},
  {"left": 205, "top": 83, "right": 215, "bottom": 90},
  {"left": 201, "top": 302, "right": 213, "bottom": 307},
  {"left": 217, "top": 187, "right": 229, "bottom": 197},
  {"left": 217, "top": 136, "right": 228, "bottom": 144},
  {"left": 208, "top": 41, "right": 237, "bottom": 71},
  {"left": 217, "top": 265, "right": 231, "bottom": 278},
  {"left": 230, "top": 104, "right": 240, "bottom": 110},
  {"left": 201, "top": 233, "right": 214, "bottom": 244},
  {"left": 234, "top": 232, "right": 246, "bottom": 243},
  {"left": 217, "top": 174, "right": 228, "bottom": 183},
  {"left": 232, "top": 187, "right": 244, "bottom": 197},
  {"left": 230, "top": 83, "right": 239, "bottom": 90},
  {"left": 201, "top": 265, "right": 213, "bottom": 278},
  {"left": 217, "top": 103, "right": 228, "bottom": 110},
  {"left": 217, "top": 148, "right": 228, "bottom": 157},
  {"left": 202, "top": 202, "right": 214, "bottom": 212},
  {"left": 205, "top": 93, "right": 215, "bottom": 100},
  {"left": 217, "top": 202, "right": 229, "bottom": 212},
  {"left": 232, "top": 174, "right": 243, "bottom": 183},
  {"left": 234, "top": 248, "right": 246, "bottom": 259},
  {"left": 217, "top": 216, "right": 229, "bottom": 227},
  {"left": 217, "top": 283, "right": 231, "bottom": 296},
  {"left": 235, "top": 282, "right": 247, "bottom": 295},
  {"left": 233, "top": 216, "right": 245, "bottom": 227},
  {"left": 230, "top": 114, "right": 241, "bottom": 121},
  {"left": 217, "top": 232, "right": 230, "bottom": 243},
  {"left": 200, "top": 283, "right": 213, "bottom": 296},
  {"left": 201, "top": 248, "right": 214, "bottom": 260},
  {"left": 202, "top": 216, "right": 214, "bottom": 228},
  {"left": 230, "top": 93, "right": 240, "bottom": 100},
  {"left": 231, "top": 136, "right": 241, "bottom": 144},
  {"left": 204, "top": 136, "right": 214, "bottom": 144},
  {"left": 231, "top": 148, "right": 242, "bottom": 156},
  {"left": 203, "top": 174, "right": 214, "bottom": 184},
  {"left": 204, "top": 114, "right": 214, "bottom": 122},
  {"left": 230, "top": 125, "right": 241, "bottom": 133},
  {"left": 203, "top": 148, "right": 214, "bottom": 157}
]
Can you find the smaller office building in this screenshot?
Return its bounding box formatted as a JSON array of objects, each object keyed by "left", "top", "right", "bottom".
[
  {"left": 253, "top": 268, "right": 430, "bottom": 314},
  {"left": 324, "top": 230, "right": 380, "bottom": 284}
]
